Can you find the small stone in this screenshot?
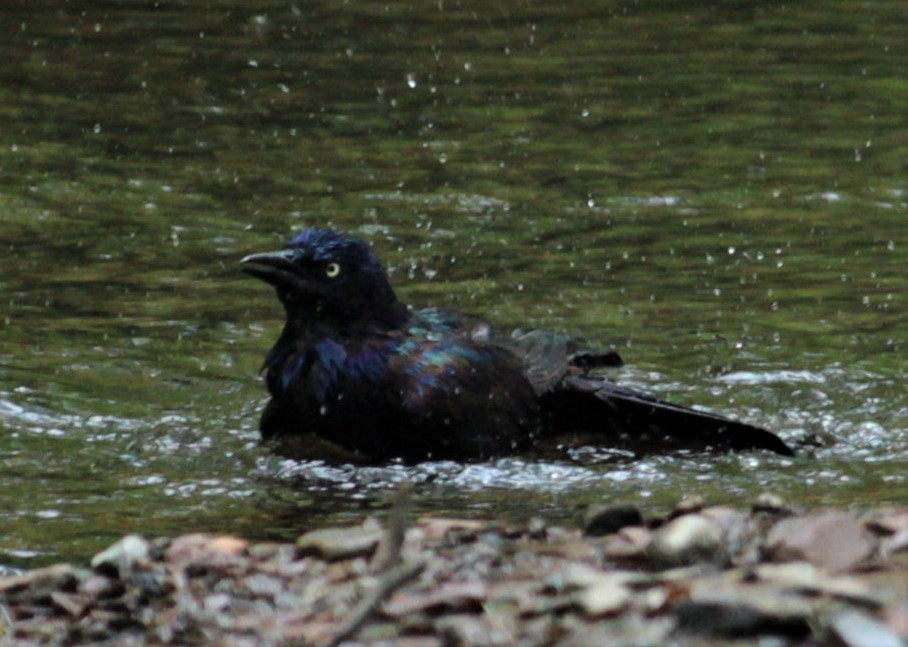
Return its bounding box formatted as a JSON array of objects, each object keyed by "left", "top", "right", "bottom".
[
  {"left": 828, "top": 610, "right": 906, "bottom": 647},
  {"left": 885, "top": 599, "right": 908, "bottom": 640},
  {"left": 436, "top": 614, "right": 501, "bottom": 646},
  {"left": 383, "top": 581, "right": 486, "bottom": 616},
  {"left": 669, "top": 495, "right": 706, "bottom": 519},
  {"left": 751, "top": 562, "right": 879, "bottom": 604},
  {"left": 79, "top": 574, "right": 119, "bottom": 598},
  {"left": 752, "top": 493, "right": 794, "bottom": 516},
  {"left": 674, "top": 599, "right": 810, "bottom": 637},
  {"left": 866, "top": 510, "right": 908, "bottom": 536},
  {"left": 527, "top": 517, "right": 547, "bottom": 538},
  {"left": 882, "top": 528, "right": 908, "bottom": 556},
  {"left": 296, "top": 525, "right": 384, "bottom": 560},
  {"left": 765, "top": 511, "right": 873, "bottom": 573},
  {"left": 583, "top": 503, "right": 644, "bottom": 537},
  {"left": 50, "top": 590, "right": 91, "bottom": 617},
  {"left": 166, "top": 534, "right": 247, "bottom": 574},
  {"left": 208, "top": 536, "right": 248, "bottom": 555},
  {"left": 90, "top": 535, "right": 150, "bottom": 578},
  {"left": 602, "top": 526, "right": 651, "bottom": 560},
  {"left": 578, "top": 578, "right": 632, "bottom": 616},
  {"left": 0, "top": 564, "right": 84, "bottom": 601},
  {"left": 646, "top": 514, "right": 726, "bottom": 567}
]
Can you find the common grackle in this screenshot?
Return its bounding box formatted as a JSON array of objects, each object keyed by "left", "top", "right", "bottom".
[{"left": 241, "top": 228, "right": 793, "bottom": 462}]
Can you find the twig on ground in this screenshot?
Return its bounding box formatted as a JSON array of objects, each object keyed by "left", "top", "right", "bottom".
[
  {"left": 320, "top": 558, "right": 425, "bottom": 647},
  {"left": 370, "top": 483, "right": 413, "bottom": 573}
]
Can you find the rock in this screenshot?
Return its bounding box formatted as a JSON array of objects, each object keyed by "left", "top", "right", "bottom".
[
  {"left": 827, "top": 610, "right": 906, "bottom": 647},
  {"left": 582, "top": 503, "right": 644, "bottom": 537},
  {"left": 437, "top": 613, "right": 506, "bottom": 646},
  {"left": 700, "top": 506, "right": 748, "bottom": 536},
  {"left": 296, "top": 525, "right": 384, "bottom": 560},
  {"left": 166, "top": 534, "right": 249, "bottom": 576},
  {"left": 90, "top": 535, "right": 150, "bottom": 578},
  {"left": 865, "top": 510, "right": 908, "bottom": 536},
  {"left": 50, "top": 590, "right": 92, "bottom": 617},
  {"left": 1, "top": 505, "right": 906, "bottom": 646},
  {"left": 0, "top": 563, "right": 85, "bottom": 602},
  {"left": 669, "top": 495, "right": 706, "bottom": 519},
  {"left": 602, "top": 526, "right": 651, "bottom": 561},
  {"left": 882, "top": 528, "right": 908, "bottom": 557},
  {"left": 765, "top": 511, "right": 873, "bottom": 573},
  {"left": 557, "top": 616, "right": 674, "bottom": 647},
  {"left": 383, "top": 581, "right": 487, "bottom": 616},
  {"left": 866, "top": 510, "right": 908, "bottom": 557},
  {"left": 885, "top": 599, "right": 908, "bottom": 641},
  {"left": 752, "top": 493, "right": 795, "bottom": 517},
  {"left": 578, "top": 578, "right": 632, "bottom": 616},
  {"left": 751, "top": 562, "right": 880, "bottom": 605},
  {"left": 646, "top": 514, "right": 726, "bottom": 567},
  {"left": 674, "top": 598, "right": 811, "bottom": 638}
]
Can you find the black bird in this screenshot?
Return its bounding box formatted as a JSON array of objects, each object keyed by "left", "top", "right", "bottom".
[{"left": 241, "top": 228, "right": 793, "bottom": 462}]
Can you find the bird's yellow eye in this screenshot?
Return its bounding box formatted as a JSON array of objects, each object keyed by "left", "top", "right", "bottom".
[{"left": 325, "top": 262, "right": 341, "bottom": 278}]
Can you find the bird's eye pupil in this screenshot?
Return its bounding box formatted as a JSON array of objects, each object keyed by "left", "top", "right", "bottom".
[{"left": 325, "top": 262, "right": 341, "bottom": 278}]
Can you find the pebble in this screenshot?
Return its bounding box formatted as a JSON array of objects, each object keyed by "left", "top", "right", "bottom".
[
  {"left": 646, "top": 514, "right": 726, "bottom": 567},
  {"left": 828, "top": 610, "right": 906, "bottom": 647},
  {"left": 296, "top": 525, "right": 384, "bottom": 560},
  {"left": 765, "top": 511, "right": 873, "bottom": 573},
  {"left": 669, "top": 495, "right": 706, "bottom": 519},
  {"left": 752, "top": 492, "right": 795, "bottom": 516},
  {"left": 582, "top": 503, "right": 644, "bottom": 537},
  {"left": 91, "top": 535, "right": 150, "bottom": 577},
  {"left": 1, "top": 507, "right": 905, "bottom": 646}
]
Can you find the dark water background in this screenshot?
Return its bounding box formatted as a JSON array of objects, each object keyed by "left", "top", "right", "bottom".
[{"left": 1, "top": 1, "right": 905, "bottom": 567}]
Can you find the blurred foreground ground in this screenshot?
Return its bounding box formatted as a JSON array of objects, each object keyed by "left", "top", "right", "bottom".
[{"left": 2, "top": 495, "right": 906, "bottom": 646}]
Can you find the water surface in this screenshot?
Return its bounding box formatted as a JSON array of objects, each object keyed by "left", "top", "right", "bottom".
[{"left": 0, "top": 1, "right": 905, "bottom": 566}]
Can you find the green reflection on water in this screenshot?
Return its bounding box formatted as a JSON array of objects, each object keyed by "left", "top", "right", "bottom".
[{"left": 0, "top": 1, "right": 905, "bottom": 566}]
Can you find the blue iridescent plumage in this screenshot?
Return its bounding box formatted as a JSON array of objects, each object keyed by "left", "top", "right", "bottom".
[{"left": 240, "top": 228, "right": 792, "bottom": 461}]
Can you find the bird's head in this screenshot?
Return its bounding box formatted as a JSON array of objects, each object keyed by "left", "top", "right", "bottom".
[{"left": 241, "top": 228, "right": 408, "bottom": 332}]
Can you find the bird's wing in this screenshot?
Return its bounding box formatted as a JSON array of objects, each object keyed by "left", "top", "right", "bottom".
[
  {"left": 388, "top": 336, "right": 540, "bottom": 458},
  {"left": 496, "top": 329, "right": 623, "bottom": 396},
  {"left": 544, "top": 375, "right": 793, "bottom": 455}
]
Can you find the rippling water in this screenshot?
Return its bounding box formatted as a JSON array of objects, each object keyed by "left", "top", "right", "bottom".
[{"left": 0, "top": 1, "right": 905, "bottom": 566}]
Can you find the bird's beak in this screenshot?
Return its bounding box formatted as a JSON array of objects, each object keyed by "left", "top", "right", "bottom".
[{"left": 240, "top": 249, "right": 300, "bottom": 286}]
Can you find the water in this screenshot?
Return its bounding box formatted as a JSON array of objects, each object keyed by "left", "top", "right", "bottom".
[{"left": 0, "top": 1, "right": 905, "bottom": 567}]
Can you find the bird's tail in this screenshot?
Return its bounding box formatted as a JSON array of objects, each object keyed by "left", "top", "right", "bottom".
[{"left": 543, "top": 375, "right": 793, "bottom": 456}]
